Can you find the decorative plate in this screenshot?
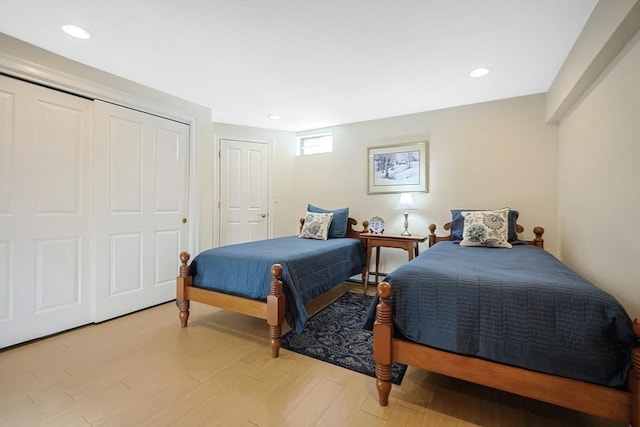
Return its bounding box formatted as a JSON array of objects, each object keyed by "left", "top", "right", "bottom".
[{"left": 369, "top": 216, "right": 385, "bottom": 233}]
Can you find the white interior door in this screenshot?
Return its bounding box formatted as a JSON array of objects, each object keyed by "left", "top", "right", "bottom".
[
  {"left": 93, "top": 100, "right": 189, "bottom": 322},
  {"left": 0, "top": 75, "right": 93, "bottom": 348},
  {"left": 219, "top": 139, "right": 269, "bottom": 246}
]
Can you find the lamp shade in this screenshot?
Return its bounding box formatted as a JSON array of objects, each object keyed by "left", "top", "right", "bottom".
[{"left": 395, "top": 193, "right": 415, "bottom": 210}]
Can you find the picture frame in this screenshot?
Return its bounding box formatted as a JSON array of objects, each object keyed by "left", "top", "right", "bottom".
[{"left": 367, "top": 141, "right": 428, "bottom": 194}]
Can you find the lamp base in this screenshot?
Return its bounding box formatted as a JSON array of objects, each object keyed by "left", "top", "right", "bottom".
[{"left": 401, "top": 211, "right": 411, "bottom": 236}]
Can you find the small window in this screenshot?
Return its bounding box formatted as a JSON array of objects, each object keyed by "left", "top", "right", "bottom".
[{"left": 297, "top": 133, "right": 333, "bottom": 156}]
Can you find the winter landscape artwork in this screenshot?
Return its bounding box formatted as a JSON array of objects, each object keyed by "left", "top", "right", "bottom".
[{"left": 367, "top": 141, "right": 428, "bottom": 194}]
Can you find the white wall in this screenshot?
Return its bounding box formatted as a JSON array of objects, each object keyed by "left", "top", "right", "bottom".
[{"left": 557, "top": 30, "right": 640, "bottom": 317}]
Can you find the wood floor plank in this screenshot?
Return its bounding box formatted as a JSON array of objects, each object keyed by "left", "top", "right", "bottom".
[
  {"left": 387, "top": 403, "right": 429, "bottom": 426},
  {"left": 244, "top": 359, "right": 326, "bottom": 426},
  {"left": 315, "top": 374, "right": 371, "bottom": 427},
  {"left": 349, "top": 410, "right": 387, "bottom": 427},
  {"left": 280, "top": 378, "right": 344, "bottom": 426}
]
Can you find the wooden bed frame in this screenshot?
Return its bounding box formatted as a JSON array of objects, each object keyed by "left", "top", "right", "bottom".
[
  {"left": 374, "top": 223, "right": 640, "bottom": 426},
  {"left": 177, "top": 217, "right": 369, "bottom": 358}
]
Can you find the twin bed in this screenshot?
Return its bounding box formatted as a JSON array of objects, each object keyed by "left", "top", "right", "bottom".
[
  {"left": 176, "top": 215, "right": 367, "bottom": 357},
  {"left": 371, "top": 214, "right": 639, "bottom": 426}
]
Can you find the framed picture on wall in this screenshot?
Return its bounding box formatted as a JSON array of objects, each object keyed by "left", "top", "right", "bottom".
[{"left": 367, "top": 141, "right": 428, "bottom": 194}]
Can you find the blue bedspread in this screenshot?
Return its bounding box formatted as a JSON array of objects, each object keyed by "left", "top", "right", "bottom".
[
  {"left": 190, "top": 236, "right": 365, "bottom": 333},
  {"left": 365, "top": 242, "right": 636, "bottom": 388}
]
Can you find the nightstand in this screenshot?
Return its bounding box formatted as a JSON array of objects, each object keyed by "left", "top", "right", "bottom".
[{"left": 360, "top": 233, "right": 427, "bottom": 292}]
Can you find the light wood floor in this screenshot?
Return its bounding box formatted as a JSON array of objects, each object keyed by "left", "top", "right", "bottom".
[{"left": 0, "top": 283, "right": 624, "bottom": 427}]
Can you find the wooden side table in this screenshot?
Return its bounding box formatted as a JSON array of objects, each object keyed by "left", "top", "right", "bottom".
[{"left": 360, "top": 233, "right": 427, "bottom": 292}]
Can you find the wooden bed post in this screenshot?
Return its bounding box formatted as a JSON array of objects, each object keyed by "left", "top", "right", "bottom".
[
  {"left": 374, "top": 282, "right": 393, "bottom": 406},
  {"left": 357, "top": 219, "right": 370, "bottom": 294},
  {"left": 532, "top": 226, "right": 545, "bottom": 249},
  {"left": 428, "top": 224, "right": 437, "bottom": 247},
  {"left": 177, "top": 251, "right": 191, "bottom": 327},
  {"left": 632, "top": 319, "right": 640, "bottom": 427},
  {"left": 267, "top": 264, "right": 286, "bottom": 358}
]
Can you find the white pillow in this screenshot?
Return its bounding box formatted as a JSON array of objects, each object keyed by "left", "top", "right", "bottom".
[
  {"left": 460, "top": 208, "right": 512, "bottom": 248},
  {"left": 299, "top": 212, "right": 334, "bottom": 240}
]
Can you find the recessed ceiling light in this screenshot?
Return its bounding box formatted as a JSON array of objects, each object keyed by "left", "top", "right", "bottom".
[
  {"left": 469, "top": 67, "right": 490, "bottom": 78},
  {"left": 268, "top": 114, "right": 281, "bottom": 120},
  {"left": 61, "top": 24, "right": 91, "bottom": 40}
]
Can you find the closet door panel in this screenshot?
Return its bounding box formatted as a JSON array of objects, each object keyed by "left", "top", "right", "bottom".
[
  {"left": 0, "top": 90, "right": 13, "bottom": 214},
  {"left": 155, "top": 128, "right": 182, "bottom": 212},
  {"left": 34, "top": 237, "right": 81, "bottom": 311},
  {"left": 0, "top": 89, "right": 14, "bottom": 325},
  {"left": 155, "top": 229, "right": 179, "bottom": 285},
  {"left": 0, "top": 242, "right": 10, "bottom": 322},
  {"left": 94, "top": 100, "right": 189, "bottom": 322},
  {"left": 0, "top": 75, "right": 92, "bottom": 348},
  {"left": 109, "top": 232, "right": 143, "bottom": 295},
  {"left": 110, "top": 117, "right": 143, "bottom": 213},
  {"left": 34, "top": 100, "right": 84, "bottom": 214}
]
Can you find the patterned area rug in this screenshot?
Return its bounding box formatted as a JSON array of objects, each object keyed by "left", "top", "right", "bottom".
[{"left": 281, "top": 292, "right": 407, "bottom": 385}]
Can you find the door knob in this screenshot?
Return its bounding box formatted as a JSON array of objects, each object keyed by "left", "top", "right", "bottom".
[
  {"left": 260, "top": 213, "right": 267, "bottom": 218},
  {"left": 182, "top": 218, "right": 188, "bottom": 223}
]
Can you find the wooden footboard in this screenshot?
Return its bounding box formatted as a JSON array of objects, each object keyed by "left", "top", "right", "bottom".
[
  {"left": 176, "top": 252, "right": 286, "bottom": 358},
  {"left": 373, "top": 282, "right": 640, "bottom": 426}
]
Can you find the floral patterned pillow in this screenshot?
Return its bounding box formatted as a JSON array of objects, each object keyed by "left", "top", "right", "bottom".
[
  {"left": 299, "top": 212, "right": 334, "bottom": 240},
  {"left": 460, "top": 208, "right": 512, "bottom": 248}
]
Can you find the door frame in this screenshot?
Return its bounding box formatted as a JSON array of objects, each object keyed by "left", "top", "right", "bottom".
[{"left": 213, "top": 133, "right": 273, "bottom": 248}]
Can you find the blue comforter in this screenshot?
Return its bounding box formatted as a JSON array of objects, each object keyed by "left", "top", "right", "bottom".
[
  {"left": 190, "top": 236, "right": 365, "bottom": 332},
  {"left": 365, "top": 242, "right": 636, "bottom": 388}
]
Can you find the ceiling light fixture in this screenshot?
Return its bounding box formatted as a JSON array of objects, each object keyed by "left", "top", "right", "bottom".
[
  {"left": 268, "top": 114, "right": 281, "bottom": 120},
  {"left": 61, "top": 24, "right": 91, "bottom": 39},
  {"left": 469, "top": 67, "right": 490, "bottom": 78}
]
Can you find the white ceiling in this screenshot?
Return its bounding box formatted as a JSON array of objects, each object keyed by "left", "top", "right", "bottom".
[{"left": 0, "top": 0, "right": 598, "bottom": 131}]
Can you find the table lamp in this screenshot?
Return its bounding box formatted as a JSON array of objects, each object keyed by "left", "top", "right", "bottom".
[{"left": 395, "top": 193, "right": 415, "bottom": 236}]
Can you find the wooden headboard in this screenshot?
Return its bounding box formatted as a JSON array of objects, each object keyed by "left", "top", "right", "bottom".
[{"left": 428, "top": 223, "right": 545, "bottom": 249}]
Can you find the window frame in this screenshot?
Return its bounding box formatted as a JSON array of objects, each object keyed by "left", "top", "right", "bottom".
[{"left": 296, "top": 132, "right": 333, "bottom": 156}]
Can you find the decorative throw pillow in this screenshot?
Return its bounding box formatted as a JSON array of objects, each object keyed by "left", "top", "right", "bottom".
[
  {"left": 299, "top": 212, "right": 334, "bottom": 240},
  {"left": 460, "top": 209, "right": 512, "bottom": 248},
  {"left": 451, "top": 208, "right": 520, "bottom": 243},
  {"left": 307, "top": 204, "right": 349, "bottom": 238}
]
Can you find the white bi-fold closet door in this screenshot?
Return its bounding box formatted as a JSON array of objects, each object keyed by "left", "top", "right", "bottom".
[
  {"left": 0, "top": 75, "right": 93, "bottom": 347},
  {"left": 0, "top": 76, "right": 190, "bottom": 348},
  {"left": 93, "top": 100, "right": 190, "bottom": 322}
]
